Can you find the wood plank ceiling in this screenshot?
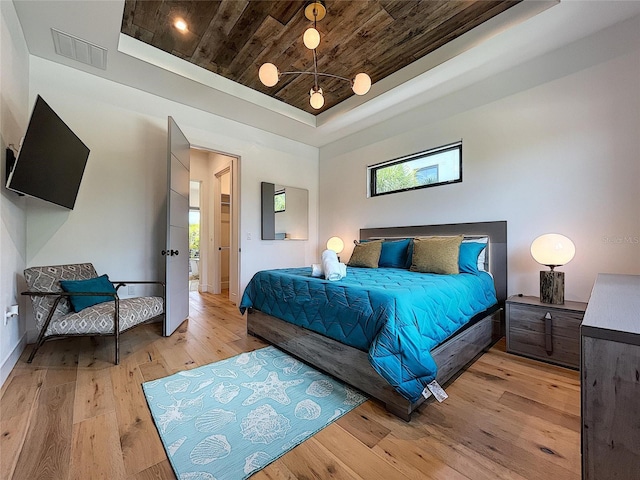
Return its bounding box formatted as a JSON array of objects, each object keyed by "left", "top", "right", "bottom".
[{"left": 121, "top": 1, "right": 521, "bottom": 115}]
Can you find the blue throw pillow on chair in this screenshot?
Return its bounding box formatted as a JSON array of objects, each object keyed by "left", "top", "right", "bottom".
[{"left": 59, "top": 274, "right": 117, "bottom": 312}]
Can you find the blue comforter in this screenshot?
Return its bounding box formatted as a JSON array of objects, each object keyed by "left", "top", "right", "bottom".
[{"left": 239, "top": 267, "right": 497, "bottom": 403}]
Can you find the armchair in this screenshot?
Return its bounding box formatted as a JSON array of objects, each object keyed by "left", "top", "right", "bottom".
[{"left": 23, "top": 263, "right": 165, "bottom": 364}]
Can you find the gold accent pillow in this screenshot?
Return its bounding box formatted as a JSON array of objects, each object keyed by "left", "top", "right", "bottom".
[
  {"left": 410, "top": 235, "right": 463, "bottom": 274},
  {"left": 348, "top": 240, "right": 382, "bottom": 268}
]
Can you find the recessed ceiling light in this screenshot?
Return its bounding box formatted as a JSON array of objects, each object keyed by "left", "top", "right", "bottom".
[{"left": 174, "top": 19, "right": 188, "bottom": 32}]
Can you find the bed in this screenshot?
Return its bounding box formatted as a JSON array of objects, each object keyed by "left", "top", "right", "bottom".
[{"left": 241, "top": 221, "right": 507, "bottom": 420}]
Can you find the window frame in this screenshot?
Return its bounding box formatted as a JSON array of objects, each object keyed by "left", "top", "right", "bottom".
[{"left": 368, "top": 141, "right": 462, "bottom": 197}]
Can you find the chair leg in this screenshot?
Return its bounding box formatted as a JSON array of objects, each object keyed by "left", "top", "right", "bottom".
[
  {"left": 26, "top": 296, "right": 63, "bottom": 364},
  {"left": 27, "top": 331, "right": 49, "bottom": 363},
  {"left": 26, "top": 338, "right": 46, "bottom": 363},
  {"left": 27, "top": 350, "right": 36, "bottom": 363},
  {"left": 114, "top": 299, "right": 120, "bottom": 365},
  {"left": 115, "top": 331, "right": 120, "bottom": 365}
]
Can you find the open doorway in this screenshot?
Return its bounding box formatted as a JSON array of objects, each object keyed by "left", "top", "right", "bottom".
[
  {"left": 188, "top": 181, "right": 201, "bottom": 292},
  {"left": 189, "top": 147, "right": 240, "bottom": 304}
]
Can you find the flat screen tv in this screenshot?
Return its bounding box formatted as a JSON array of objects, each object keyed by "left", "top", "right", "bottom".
[{"left": 6, "top": 95, "right": 89, "bottom": 209}]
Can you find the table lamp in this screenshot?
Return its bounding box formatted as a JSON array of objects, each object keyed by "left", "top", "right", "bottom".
[
  {"left": 530, "top": 233, "right": 575, "bottom": 304},
  {"left": 326, "top": 236, "right": 344, "bottom": 261}
]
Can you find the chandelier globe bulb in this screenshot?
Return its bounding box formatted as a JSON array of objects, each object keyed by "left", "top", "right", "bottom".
[
  {"left": 259, "top": 63, "right": 279, "bottom": 87},
  {"left": 352, "top": 72, "right": 371, "bottom": 95},
  {"left": 309, "top": 88, "right": 324, "bottom": 109},
  {"left": 303, "top": 27, "right": 321, "bottom": 50}
]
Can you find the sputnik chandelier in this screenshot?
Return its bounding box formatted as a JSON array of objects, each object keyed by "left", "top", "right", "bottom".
[{"left": 258, "top": 1, "right": 372, "bottom": 110}]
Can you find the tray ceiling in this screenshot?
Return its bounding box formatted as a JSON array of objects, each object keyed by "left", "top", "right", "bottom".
[{"left": 121, "top": 0, "right": 521, "bottom": 115}]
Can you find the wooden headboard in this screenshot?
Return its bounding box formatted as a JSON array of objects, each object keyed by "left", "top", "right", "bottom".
[{"left": 359, "top": 221, "right": 508, "bottom": 305}]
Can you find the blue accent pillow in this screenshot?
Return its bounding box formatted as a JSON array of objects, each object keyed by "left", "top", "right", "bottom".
[
  {"left": 379, "top": 238, "right": 411, "bottom": 268},
  {"left": 459, "top": 242, "right": 487, "bottom": 274},
  {"left": 404, "top": 239, "right": 414, "bottom": 269},
  {"left": 59, "top": 274, "right": 116, "bottom": 312}
]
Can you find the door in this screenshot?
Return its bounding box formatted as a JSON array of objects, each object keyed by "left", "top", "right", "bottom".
[{"left": 164, "top": 117, "right": 190, "bottom": 336}]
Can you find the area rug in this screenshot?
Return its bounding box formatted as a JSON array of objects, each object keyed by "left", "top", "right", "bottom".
[{"left": 142, "top": 345, "right": 367, "bottom": 480}]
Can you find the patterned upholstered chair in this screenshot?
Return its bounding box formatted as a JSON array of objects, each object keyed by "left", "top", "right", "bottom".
[{"left": 23, "top": 263, "right": 165, "bottom": 364}]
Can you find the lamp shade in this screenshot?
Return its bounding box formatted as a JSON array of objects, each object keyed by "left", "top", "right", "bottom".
[
  {"left": 531, "top": 234, "right": 575, "bottom": 268},
  {"left": 310, "top": 88, "right": 324, "bottom": 109},
  {"left": 259, "top": 63, "right": 279, "bottom": 87},
  {"left": 352, "top": 73, "right": 371, "bottom": 95},
  {"left": 303, "top": 27, "right": 321, "bottom": 50},
  {"left": 326, "top": 236, "right": 344, "bottom": 254}
]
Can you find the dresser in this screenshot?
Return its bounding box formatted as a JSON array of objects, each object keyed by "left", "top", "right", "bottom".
[{"left": 581, "top": 274, "right": 640, "bottom": 480}]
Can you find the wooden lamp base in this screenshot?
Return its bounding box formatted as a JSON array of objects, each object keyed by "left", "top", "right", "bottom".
[{"left": 540, "top": 270, "right": 564, "bottom": 304}]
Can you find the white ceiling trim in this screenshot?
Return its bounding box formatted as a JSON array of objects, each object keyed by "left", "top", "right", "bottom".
[
  {"left": 116, "top": 1, "right": 557, "bottom": 132},
  {"left": 316, "top": 0, "right": 559, "bottom": 128},
  {"left": 118, "top": 32, "right": 317, "bottom": 127}
]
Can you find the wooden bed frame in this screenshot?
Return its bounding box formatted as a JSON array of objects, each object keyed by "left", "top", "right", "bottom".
[{"left": 247, "top": 221, "right": 507, "bottom": 421}]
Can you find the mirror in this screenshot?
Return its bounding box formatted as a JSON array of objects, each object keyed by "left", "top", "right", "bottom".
[{"left": 261, "top": 182, "right": 308, "bottom": 240}]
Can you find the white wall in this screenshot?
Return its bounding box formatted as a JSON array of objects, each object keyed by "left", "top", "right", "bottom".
[
  {"left": 319, "top": 17, "right": 640, "bottom": 303},
  {"left": 0, "top": 0, "right": 30, "bottom": 386},
  {"left": 236, "top": 142, "right": 319, "bottom": 274},
  {"left": 23, "top": 55, "right": 319, "bottom": 340}
]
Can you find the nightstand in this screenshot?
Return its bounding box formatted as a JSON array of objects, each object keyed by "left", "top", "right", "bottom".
[{"left": 505, "top": 295, "right": 587, "bottom": 369}]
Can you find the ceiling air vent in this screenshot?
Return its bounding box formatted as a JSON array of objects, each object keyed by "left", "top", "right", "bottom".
[{"left": 51, "top": 28, "right": 107, "bottom": 70}]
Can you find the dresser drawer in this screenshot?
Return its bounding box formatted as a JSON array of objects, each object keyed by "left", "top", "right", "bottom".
[
  {"left": 508, "top": 305, "right": 582, "bottom": 338},
  {"left": 506, "top": 298, "right": 586, "bottom": 369},
  {"left": 508, "top": 327, "right": 580, "bottom": 368}
]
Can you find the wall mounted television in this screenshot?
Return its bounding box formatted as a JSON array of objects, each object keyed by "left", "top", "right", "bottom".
[{"left": 5, "top": 95, "right": 90, "bottom": 209}]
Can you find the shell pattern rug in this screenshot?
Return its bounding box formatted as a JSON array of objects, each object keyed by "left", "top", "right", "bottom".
[{"left": 143, "top": 345, "right": 368, "bottom": 480}]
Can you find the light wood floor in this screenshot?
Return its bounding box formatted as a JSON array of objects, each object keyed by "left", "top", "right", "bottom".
[{"left": 1, "top": 292, "right": 581, "bottom": 480}]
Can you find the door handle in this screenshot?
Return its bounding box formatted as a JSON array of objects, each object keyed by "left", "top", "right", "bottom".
[
  {"left": 170, "top": 250, "right": 179, "bottom": 256},
  {"left": 161, "top": 250, "right": 167, "bottom": 256},
  {"left": 544, "top": 312, "right": 553, "bottom": 355}
]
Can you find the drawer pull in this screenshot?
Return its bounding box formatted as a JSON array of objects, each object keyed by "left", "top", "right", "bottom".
[{"left": 544, "top": 312, "right": 553, "bottom": 355}]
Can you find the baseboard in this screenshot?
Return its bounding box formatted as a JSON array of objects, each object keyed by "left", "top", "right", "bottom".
[{"left": 0, "top": 332, "right": 27, "bottom": 388}]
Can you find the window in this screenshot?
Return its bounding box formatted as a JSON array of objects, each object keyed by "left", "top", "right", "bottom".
[
  {"left": 274, "top": 189, "right": 286, "bottom": 213},
  {"left": 368, "top": 141, "right": 462, "bottom": 197}
]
